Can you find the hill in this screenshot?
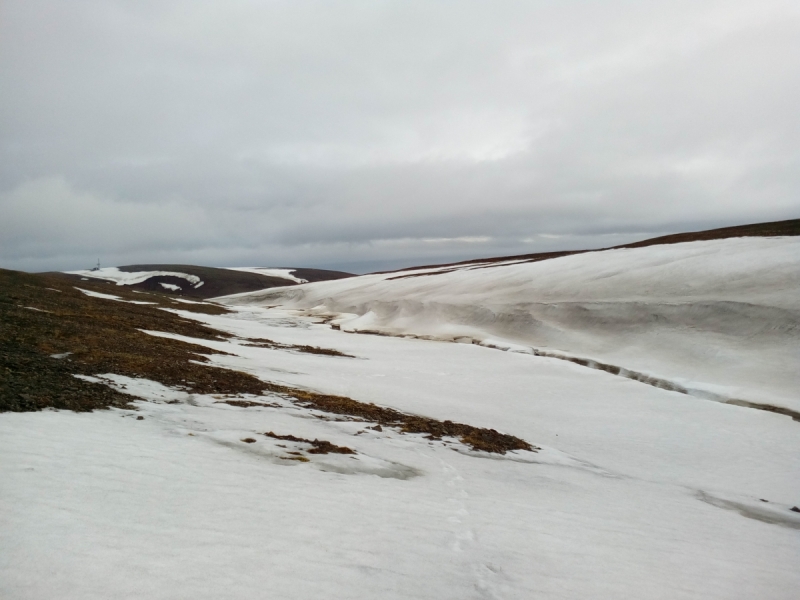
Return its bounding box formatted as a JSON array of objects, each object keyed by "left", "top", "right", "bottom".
[
  {"left": 375, "top": 218, "right": 800, "bottom": 275},
  {"left": 224, "top": 233, "right": 800, "bottom": 419},
  {"left": 57, "top": 264, "right": 353, "bottom": 299}
]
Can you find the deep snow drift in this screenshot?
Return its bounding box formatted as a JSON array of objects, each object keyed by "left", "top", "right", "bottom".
[{"left": 222, "top": 237, "right": 800, "bottom": 413}]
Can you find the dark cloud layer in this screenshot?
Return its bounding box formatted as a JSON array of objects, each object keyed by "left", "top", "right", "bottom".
[{"left": 2, "top": 0, "right": 798, "bottom": 273}]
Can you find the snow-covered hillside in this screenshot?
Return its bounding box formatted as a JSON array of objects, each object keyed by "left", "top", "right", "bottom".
[
  {"left": 226, "top": 267, "right": 308, "bottom": 283},
  {"left": 59, "top": 264, "right": 301, "bottom": 299},
  {"left": 65, "top": 266, "right": 204, "bottom": 288},
  {"left": 61, "top": 265, "right": 353, "bottom": 298},
  {"left": 221, "top": 237, "right": 800, "bottom": 414},
  {"left": 4, "top": 296, "right": 799, "bottom": 599},
  {"left": 3, "top": 236, "right": 798, "bottom": 599}
]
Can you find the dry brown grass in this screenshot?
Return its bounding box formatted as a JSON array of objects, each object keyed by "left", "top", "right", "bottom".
[
  {"left": 1, "top": 268, "right": 269, "bottom": 411},
  {"left": 1, "top": 268, "right": 535, "bottom": 453},
  {"left": 242, "top": 337, "right": 355, "bottom": 358},
  {"left": 263, "top": 431, "right": 356, "bottom": 455},
  {"left": 262, "top": 385, "right": 535, "bottom": 454}
]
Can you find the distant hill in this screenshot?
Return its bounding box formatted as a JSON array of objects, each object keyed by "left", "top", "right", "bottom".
[
  {"left": 55, "top": 264, "right": 353, "bottom": 299},
  {"left": 51, "top": 219, "right": 798, "bottom": 294},
  {"left": 377, "top": 218, "right": 800, "bottom": 274}
]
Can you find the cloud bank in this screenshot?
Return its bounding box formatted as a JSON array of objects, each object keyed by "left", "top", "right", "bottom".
[{"left": 1, "top": 0, "right": 798, "bottom": 272}]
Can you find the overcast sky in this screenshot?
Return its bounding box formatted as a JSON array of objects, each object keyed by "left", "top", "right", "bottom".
[{"left": 1, "top": 0, "right": 798, "bottom": 273}]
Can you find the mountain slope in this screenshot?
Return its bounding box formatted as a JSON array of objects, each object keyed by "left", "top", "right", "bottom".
[
  {"left": 220, "top": 235, "right": 800, "bottom": 416},
  {"left": 3, "top": 226, "right": 800, "bottom": 598},
  {"left": 376, "top": 217, "right": 800, "bottom": 274},
  {"left": 4, "top": 262, "right": 799, "bottom": 599},
  {"left": 58, "top": 264, "right": 353, "bottom": 298}
]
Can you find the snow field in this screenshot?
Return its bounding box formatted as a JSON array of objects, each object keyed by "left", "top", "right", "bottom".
[
  {"left": 4, "top": 237, "right": 799, "bottom": 599},
  {"left": 4, "top": 303, "right": 798, "bottom": 599},
  {"left": 226, "top": 267, "right": 308, "bottom": 283},
  {"left": 155, "top": 306, "right": 800, "bottom": 500},
  {"left": 221, "top": 237, "right": 800, "bottom": 412}
]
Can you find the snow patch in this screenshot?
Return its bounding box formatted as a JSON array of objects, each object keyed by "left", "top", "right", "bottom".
[
  {"left": 75, "top": 287, "right": 157, "bottom": 305},
  {"left": 75, "top": 373, "right": 194, "bottom": 403},
  {"left": 227, "top": 267, "right": 308, "bottom": 284},
  {"left": 22, "top": 306, "right": 51, "bottom": 313},
  {"left": 66, "top": 267, "right": 202, "bottom": 287}
]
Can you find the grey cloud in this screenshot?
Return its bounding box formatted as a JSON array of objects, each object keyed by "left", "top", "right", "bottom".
[{"left": 1, "top": 0, "right": 798, "bottom": 273}]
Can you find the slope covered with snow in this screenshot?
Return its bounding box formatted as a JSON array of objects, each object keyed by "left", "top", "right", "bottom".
[
  {"left": 220, "top": 237, "right": 800, "bottom": 413},
  {"left": 226, "top": 267, "right": 309, "bottom": 283},
  {"left": 59, "top": 265, "right": 295, "bottom": 299},
  {"left": 65, "top": 266, "right": 203, "bottom": 287},
  {"left": 4, "top": 237, "right": 798, "bottom": 599},
  {"left": 60, "top": 265, "right": 354, "bottom": 298},
  {"left": 3, "top": 300, "right": 799, "bottom": 599}
]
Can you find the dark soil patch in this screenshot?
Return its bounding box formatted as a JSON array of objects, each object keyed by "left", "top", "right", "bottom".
[
  {"left": 263, "top": 431, "right": 355, "bottom": 455},
  {"left": 242, "top": 337, "right": 355, "bottom": 358},
  {"left": 215, "top": 399, "right": 281, "bottom": 408},
  {"left": 261, "top": 386, "right": 535, "bottom": 454}
]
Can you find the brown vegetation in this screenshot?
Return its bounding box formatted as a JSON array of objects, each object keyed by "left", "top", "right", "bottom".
[
  {"left": 263, "top": 431, "right": 356, "bottom": 455},
  {"left": 1, "top": 268, "right": 534, "bottom": 454},
  {"left": 242, "top": 337, "right": 355, "bottom": 357},
  {"left": 1, "top": 268, "right": 271, "bottom": 412},
  {"left": 261, "top": 385, "right": 535, "bottom": 454}
]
